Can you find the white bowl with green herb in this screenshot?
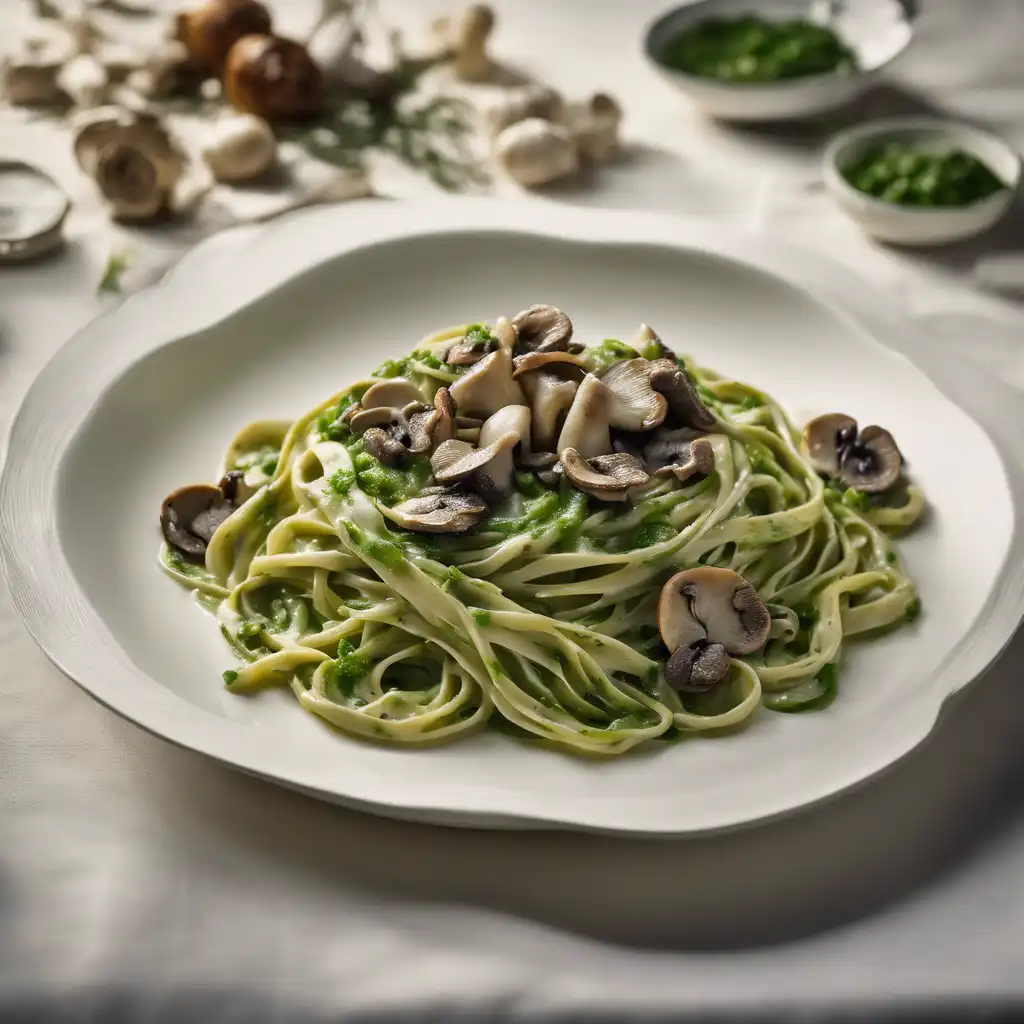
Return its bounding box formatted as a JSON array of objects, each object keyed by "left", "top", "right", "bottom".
[
  {"left": 823, "top": 117, "right": 1021, "bottom": 245},
  {"left": 643, "top": 0, "right": 914, "bottom": 122}
]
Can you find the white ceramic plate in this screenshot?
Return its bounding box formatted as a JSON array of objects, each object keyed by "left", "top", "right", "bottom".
[{"left": 3, "top": 200, "right": 1023, "bottom": 835}]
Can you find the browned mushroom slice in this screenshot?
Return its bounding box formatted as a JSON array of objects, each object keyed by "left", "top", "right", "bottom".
[
  {"left": 512, "top": 350, "right": 588, "bottom": 378},
  {"left": 379, "top": 489, "right": 489, "bottom": 534},
  {"left": 647, "top": 358, "right": 716, "bottom": 431},
  {"left": 802, "top": 413, "right": 859, "bottom": 478},
  {"left": 407, "top": 387, "right": 456, "bottom": 454},
  {"left": 444, "top": 334, "right": 495, "bottom": 366},
  {"left": 520, "top": 369, "right": 578, "bottom": 452},
  {"left": 644, "top": 429, "right": 715, "bottom": 483},
  {"left": 560, "top": 447, "right": 649, "bottom": 502},
  {"left": 160, "top": 483, "right": 233, "bottom": 561},
  {"left": 363, "top": 427, "right": 408, "bottom": 466},
  {"left": 512, "top": 304, "right": 573, "bottom": 353},
  {"left": 839, "top": 425, "right": 902, "bottom": 493},
  {"left": 361, "top": 378, "right": 423, "bottom": 410},
  {"left": 665, "top": 641, "right": 730, "bottom": 693},
  {"left": 448, "top": 345, "right": 525, "bottom": 418}
]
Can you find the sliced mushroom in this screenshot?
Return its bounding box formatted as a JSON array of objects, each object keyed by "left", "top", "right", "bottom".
[
  {"left": 644, "top": 429, "right": 715, "bottom": 483},
  {"left": 361, "top": 378, "right": 423, "bottom": 410},
  {"left": 557, "top": 360, "right": 667, "bottom": 458},
  {"left": 445, "top": 334, "right": 494, "bottom": 366},
  {"left": 517, "top": 451, "right": 559, "bottom": 470},
  {"left": 512, "top": 350, "right": 588, "bottom": 378},
  {"left": 520, "top": 369, "right": 578, "bottom": 452},
  {"left": 647, "top": 358, "right": 716, "bottom": 431},
  {"left": 665, "top": 643, "right": 730, "bottom": 695},
  {"left": 431, "top": 405, "right": 529, "bottom": 503},
  {"left": 363, "top": 427, "right": 408, "bottom": 466},
  {"left": 512, "top": 304, "right": 573, "bottom": 353},
  {"left": 802, "top": 413, "right": 858, "bottom": 478},
  {"left": 802, "top": 415, "right": 902, "bottom": 493},
  {"left": 560, "top": 448, "right": 649, "bottom": 502},
  {"left": 839, "top": 426, "right": 902, "bottom": 493},
  {"left": 348, "top": 406, "right": 401, "bottom": 435},
  {"left": 485, "top": 83, "right": 565, "bottom": 136},
  {"left": 407, "top": 387, "right": 455, "bottom": 454},
  {"left": 380, "top": 489, "right": 489, "bottom": 534},
  {"left": 658, "top": 567, "right": 770, "bottom": 692},
  {"left": 160, "top": 482, "right": 235, "bottom": 561},
  {"left": 448, "top": 344, "right": 525, "bottom": 418}
]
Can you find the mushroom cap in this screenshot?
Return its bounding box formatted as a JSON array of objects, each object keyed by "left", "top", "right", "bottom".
[
  {"left": 802, "top": 413, "right": 859, "bottom": 477},
  {"left": 658, "top": 567, "right": 770, "bottom": 657},
  {"left": 445, "top": 336, "right": 493, "bottom": 367},
  {"left": 202, "top": 112, "right": 276, "bottom": 183},
  {"left": 176, "top": 0, "right": 272, "bottom": 71},
  {"left": 74, "top": 108, "right": 186, "bottom": 190},
  {"left": 512, "top": 350, "right": 587, "bottom": 378},
  {"left": 448, "top": 345, "right": 525, "bottom": 418},
  {"left": 647, "top": 358, "right": 716, "bottom": 431},
  {"left": 224, "top": 33, "right": 325, "bottom": 121},
  {"left": 495, "top": 118, "right": 578, "bottom": 187},
  {"left": 431, "top": 433, "right": 519, "bottom": 483},
  {"left": 560, "top": 448, "right": 649, "bottom": 502},
  {"left": 96, "top": 144, "right": 166, "bottom": 222},
  {"left": 512, "top": 304, "right": 573, "bottom": 353},
  {"left": 379, "top": 489, "right": 489, "bottom": 534},
  {"left": 644, "top": 429, "right": 715, "bottom": 482},
  {"left": 160, "top": 482, "right": 234, "bottom": 560},
  {"left": 362, "top": 427, "right": 407, "bottom": 466},
  {"left": 520, "top": 368, "right": 578, "bottom": 453},
  {"left": 408, "top": 386, "right": 455, "bottom": 453},
  {"left": 599, "top": 358, "right": 668, "bottom": 431},
  {"left": 478, "top": 404, "right": 530, "bottom": 451},
  {"left": 665, "top": 642, "right": 730, "bottom": 693},
  {"left": 839, "top": 425, "right": 902, "bottom": 493},
  {"left": 361, "top": 377, "right": 423, "bottom": 410}
]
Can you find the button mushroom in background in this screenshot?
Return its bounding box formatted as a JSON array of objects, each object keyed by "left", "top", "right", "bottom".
[
  {"left": 484, "top": 83, "right": 566, "bottom": 136},
  {"left": 658, "top": 567, "right": 771, "bottom": 693},
  {"left": 202, "top": 112, "right": 278, "bottom": 183},
  {"left": 802, "top": 414, "right": 903, "bottom": 493},
  {"left": 494, "top": 118, "right": 579, "bottom": 189},
  {"left": 224, "top": 34, "right": 325, "bottom": 121},
  {"left": 73, "top": 107, "right": 188, "bottom": 222},
  {"left": 176, "top": 0, "right": 273, "bottom": 74},
  {"left": 568, "top": 92, "right": 623, "bottom": 164},
  {"left": 451, "top": 4, "right": 495, "bottom": 83}
]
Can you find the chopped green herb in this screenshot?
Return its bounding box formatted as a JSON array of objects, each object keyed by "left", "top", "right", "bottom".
[
  {"left": 842, "top": 487, "right": 871, "bottom": 512},
  {"left": 98, "top": 247, "right": 135, "bottom": 294},
  {"left": 471, "top": 609, "right": 492, "bottom": 627},
  {"left": 739, "top": 395, "right": 764, "bottom": 410},
  {"left": 333, "top": 638, "right": 370, "bottom": 696},
  {"left": 585, "top": 338, "right": 640, "bottom": 371},
  {"left": 328, "top": 467, "right": 356, "bottom": 496},
  {"left": 222, "top": 669, "right": 239, "bottom": 685}
]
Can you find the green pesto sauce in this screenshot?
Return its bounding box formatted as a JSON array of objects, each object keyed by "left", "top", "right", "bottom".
[
  {"left": 344, "top": 523, "right": 408, "bottom": 573},
  {"left": 373, "top": 348, "right": 447, "bottom": 378},
  {"left": 471, "top": 608, "right": 492, "bottom": 627},
  {"left": 233, "top": 444, "right": 279, "bottom": 476},
  {"left": 333, "top": 638, "right": 370, "bottom": 696},
  {"left": 659, "top": 15, "right": 857, "bottom": 83},
  {"left": 328, "top": 467, "right": 356, "bottom": 496},
  {"left": 585, "top": 338, "right": 641, "bottom": 372},
  {"left": 318, "top": 392, "right": 360, "bottom": 442},
  {"left": 627, "top": 520, "right": 676, "bottom": 550},
  {"left": 842, "top": 145, "right": 1005, "bottom": 207},
  {"left": 352, "top": 451, "right": 432, "bottom": 504}
]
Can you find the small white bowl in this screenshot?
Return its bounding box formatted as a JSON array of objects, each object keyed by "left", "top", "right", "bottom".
[
  {"left": 822, "top": 118, "right": 1022, "bottom": 246},
  {"left": 644, "top": 0, "right": 914, "bottom": 122}
]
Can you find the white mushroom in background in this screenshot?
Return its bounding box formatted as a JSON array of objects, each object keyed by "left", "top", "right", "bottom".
[
  {"left": 494, "top": 117, "right": 578, "bottom": 188},
  {"left": 451, "top": 3, "right": 495, "bottom": 82},
  {"left": 57, "top": 52, "right": 109, "bottom": 108},
  {"left": 202, "top": 112, "right": 278, "bottom": 183},
  {"left": 74, "top": 106, "right": 188, "bottom": 222},
  {"left": 484, "top": 83, "right": 565, "bottom": 136},
  {"left": 568, "top": 92, "right": 623, "bottom": 163}
]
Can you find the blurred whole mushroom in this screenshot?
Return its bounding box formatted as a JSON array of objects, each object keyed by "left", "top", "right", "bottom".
[
  {"left": 452, "top": 4, "right": 495, "bottom": 83},
  {"left": 176, "top": 0, "right": 273, "bottom": 73},
  {"left": 484, "top": 84, "right": 565, "bottom": 136},
  {"left": 57, "top": 52, "right": 109, "bottom": 109},
  {"left": 495, "top": 117, "right": 578, "bottom": 188},
  {"left": 224, "top": 34, "right": 325, "bottom": 121},
  {"left": 202, "top": 112, "right": 277, "bottom": 182},
  {"left": 569, "top": 93, "right": 622, "bottom": 163},
  {"left": 74, "top": 107, "right": 187, "bottom": 222},
  {"left": 0, "top": 50, "right": 66, "bottom": 107}
]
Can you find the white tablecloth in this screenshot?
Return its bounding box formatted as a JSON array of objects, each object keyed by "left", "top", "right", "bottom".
[{"left": 3, "top": 1, "right": 1024, "bottom": 1019}]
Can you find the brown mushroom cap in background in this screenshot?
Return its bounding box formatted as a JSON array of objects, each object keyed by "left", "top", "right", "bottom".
[
  {"left": 224, "top": 34, "right": 325, "bottom": 121},
  {"left": 176, "top": 0, "right": 273, "bottom": 73}
]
